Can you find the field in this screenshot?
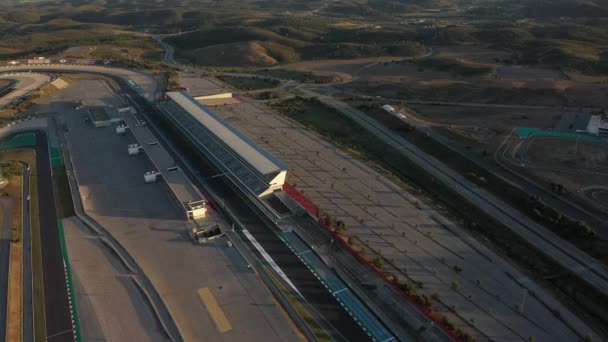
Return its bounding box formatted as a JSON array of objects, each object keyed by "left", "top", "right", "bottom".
[
  {"left": 412, "top": 57, "right": 495, "bottom": 77},
  {"left": 254, "top": 68, "right": 337, "bottom": 83},
  {"left": 0, "top": 79, "right": 12, "bottom": 91},
  {"left": 216, "top": 75, "right": 279, "bottom": 91},
  {"left": 0, "top": 149, "right": 38, "bottom": 342},
  {"left": 514, "top": 136, "right": 608, "bottom": 215},
  {"left": 1, "top": 153, "right": 23, "bottom": 342}
]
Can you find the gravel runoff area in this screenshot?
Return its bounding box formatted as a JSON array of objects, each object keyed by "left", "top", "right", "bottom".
[
  {"left": 0, "top": 65, "right": 162, "bottom": 101},
  {"left": 212, "top": 98, "right": 597, "bottom": 341},
  {"left": 0, "top": 73, "right": 51, "bottom": 108},
  {"left": 38, "top": 78, "right": 302, "bottom": 342}
]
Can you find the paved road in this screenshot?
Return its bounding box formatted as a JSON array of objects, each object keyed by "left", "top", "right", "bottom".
[
  {"left": 154, "top": 31, "right": 198, "bottom": 67},
  {"left": 21, "top": 161, "right": 33, "bottom": 342},
  {"left": 314, "top": 94, "right": 608, "bottom": 296},
  {"left": 390, "top": 99, "right": 602, "bottom": 113},
  {"left": 0, "top": 184, "right": 13, "bottom": 341},
  {"left": 401, "top": 111, "right": 608, "bottom": 235},
  {"left": 30, "top": 132, "right": 73, "bottom": 342}
]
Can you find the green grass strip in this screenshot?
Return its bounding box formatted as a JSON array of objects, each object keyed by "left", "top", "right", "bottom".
[
  {"left": 57, "top": 219, "right": 82, "bottom": 342},
  {"left": 0, "top": 133, "right": 36, "bottom": 149}
]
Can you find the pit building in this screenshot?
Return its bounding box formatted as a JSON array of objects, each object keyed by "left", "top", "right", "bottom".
[{"left": 160, "top": 91, "right": 288, "bottom": 199}]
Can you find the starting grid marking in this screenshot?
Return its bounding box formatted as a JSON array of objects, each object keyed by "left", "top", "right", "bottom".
[
  {"left": 58, "top": 220, "right": 81, "bottom": 342},
  {"left": 278, "top": 234, "right": 395, "bottom": 342},
  {"left": 63, "top": 261, "right": 78, "bottom": 342}
]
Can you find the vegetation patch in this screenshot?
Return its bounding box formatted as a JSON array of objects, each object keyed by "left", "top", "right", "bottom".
[
  {"left": 412, "top": 57, "right": 495, "bottom": 77},
  {"left": 0, "top": 154, "right": 24, "bottom": 342},
  {"left": 52, "top": 165, "right": 75, "bottom": 219},
  {"left": 217, "top": 75, "right": 279, "bottom": 91},
  {"left": 0, "top": 149, "right": 44, "bottom": 341},
  {"left": 247, "top": 91, "right": 279, "bottom": 100},
  {"left": 254, "top": 68, "right": 337, "bottom": 83}
]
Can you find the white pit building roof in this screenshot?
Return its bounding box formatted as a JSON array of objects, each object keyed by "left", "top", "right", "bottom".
[{"left": 162, "top": 91, "right": 287, "bottom": 197}]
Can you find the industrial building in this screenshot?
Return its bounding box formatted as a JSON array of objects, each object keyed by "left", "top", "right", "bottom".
[
  {"left": 88, "top": 106, "right": 122, "bottom": 127},
  {"left": 160, "top": 91, "right": 288, "bottom": 198},
  {"left": 585, "top": 114, "right": 608, "bottom": 136}
]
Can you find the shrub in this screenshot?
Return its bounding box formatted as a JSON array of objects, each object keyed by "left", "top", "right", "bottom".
[{"left": 373, "top": 256, "right": 384, "bottom": 269}]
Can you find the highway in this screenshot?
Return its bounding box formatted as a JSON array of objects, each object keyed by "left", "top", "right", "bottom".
[
  {"left": 399, "top": 110, "right": 608, "bottom": 235},
  {"left": 314, "top": 94, "right": 608, "bottom": 296},
  {"left": 389, "top": 99, "right": 602, "bottom": 113}
]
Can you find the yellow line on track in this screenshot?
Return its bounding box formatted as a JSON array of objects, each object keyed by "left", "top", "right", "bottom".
[{"left": 198, "top": 287, "right": 232, "bottom": 333}]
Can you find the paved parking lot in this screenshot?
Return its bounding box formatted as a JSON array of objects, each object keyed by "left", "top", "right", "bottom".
[
  {"left": 213, "top": 99, "right": 596, "bottom": 341},
  {"left": 36, "top": 79, "right": 302, "bottom": 342},
  {"left": 63, "top": 216, "right": 167, "bottom": 341}
]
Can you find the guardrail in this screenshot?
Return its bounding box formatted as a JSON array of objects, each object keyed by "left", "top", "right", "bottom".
[{"left": 56, "top": 220, "right": 81, "bottom": 342}]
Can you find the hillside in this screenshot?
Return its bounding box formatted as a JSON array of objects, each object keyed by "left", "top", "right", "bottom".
[{"left": 179, "top": 41, "right": 280, "bottom": 67}]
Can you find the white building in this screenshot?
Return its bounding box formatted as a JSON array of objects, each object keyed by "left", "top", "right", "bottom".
[
  {"left": 583, "top": 114, "right": 608, "bottom": 136},
  {"left": 161, "top": 91, "right": 288, "bottom": 198},
  {"left": 381, "top": 104, "right": 395, "bottom": 113}
]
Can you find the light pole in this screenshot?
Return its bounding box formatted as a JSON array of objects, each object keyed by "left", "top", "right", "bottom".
[
  {"left": 520, "top": 288, "right": 528, "bottom": 313},
  {"left": 367, "top": 171, "right": 372, "bottom": 199}
]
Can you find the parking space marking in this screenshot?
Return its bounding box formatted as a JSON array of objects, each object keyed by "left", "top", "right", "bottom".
[{"left": 198, "top": 287, "right": 232, "bottom": 333}]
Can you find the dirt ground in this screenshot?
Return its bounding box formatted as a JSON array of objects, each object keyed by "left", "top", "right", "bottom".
[
  {"left": 0, "top": 79, "right": 11, "bottom": 90},
  {"left": 496, "top": 66, "right": 569, "bottom": 80},
  {"left": 524, "top": 138, "right": 608, "bottom": 171},
  {"left": 281, "top": 56, "right": 406, "bottom": 82},
  {"left": 409, "top": 104, "right": 564, "bottom": 129},
  {"left": 431, "top": 45, "right": 510, "bottom": 64},
  {"left": 0, "top": 150, "right": 30, "bottom": 342},
  {"left": 57, "top": 45, "right": 161, "bottom": 61},
  {"left": 280, "top": 45, "right": 607, "bottom": 108}
]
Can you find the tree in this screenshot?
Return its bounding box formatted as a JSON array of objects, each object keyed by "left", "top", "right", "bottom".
[
  {"left": 324, "top": 214, "right": 336, "bottom": 229},
  {"left": 335, "top": 219, "right": 347, "bottom": 234},
  {"left": 373, "top": 256, "right": 384, "bottom": 269}
]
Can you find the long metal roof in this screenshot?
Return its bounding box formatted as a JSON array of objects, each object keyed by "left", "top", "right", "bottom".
[
  {"left": 166, "top": 91, "right": 287, "bottom": 176},
  {"left": 161, "top": 97, "right": 270, "bottom": 196}
]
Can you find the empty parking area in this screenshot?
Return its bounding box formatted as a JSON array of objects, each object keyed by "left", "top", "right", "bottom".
[
  {"left": 213, "top": 99, "right": 596, "bottom": 341},
  {"left": 38, "top": 79, "right": 302, "bottom": 342}
]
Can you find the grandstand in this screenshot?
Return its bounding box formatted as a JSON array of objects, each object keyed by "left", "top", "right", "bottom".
[{"left": 160, "top": 91, "right": 287, "bottom": 198}]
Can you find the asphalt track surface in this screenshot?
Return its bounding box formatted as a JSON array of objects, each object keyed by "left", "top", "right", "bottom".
[
  {"left": 8, "top": 132, "right": 72, "bottom": 342},
  {"left": 6, "top": 68, "right": 373, "bottom": 341},
  {"left": 113, "top": 77, "right": 372, "bottom": 341},
  {"left": 0, "top": 175, "right": 11, "bottom": 342},
  {"left": 21, "top": 161, "right": 33, "bottom": 342}
]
